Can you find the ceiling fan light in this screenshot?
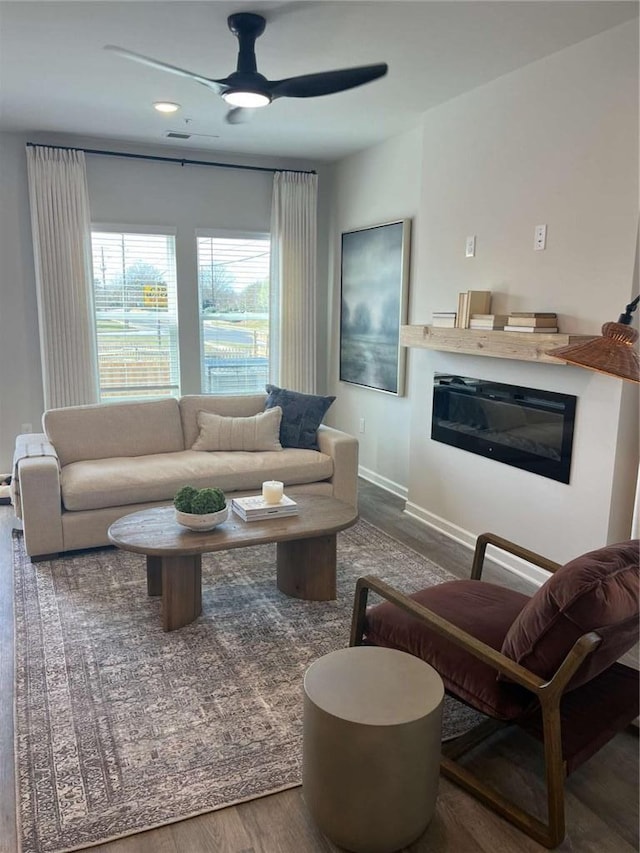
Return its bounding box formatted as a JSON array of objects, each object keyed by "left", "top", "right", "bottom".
[
  {"left": 153, "top": 101, "right": 181, "bottom": 113},
  {"left": 222, "top": 90, "right": 270, "bottom": 108}
]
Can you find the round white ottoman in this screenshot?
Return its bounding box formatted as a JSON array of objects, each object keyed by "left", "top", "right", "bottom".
[{"left": 303, "top": 646, "right": 444, "bottom": 853}]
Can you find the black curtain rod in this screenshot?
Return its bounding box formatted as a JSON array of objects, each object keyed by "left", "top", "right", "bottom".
[{"left": 25, "top": 142, "right": 316, "bottom": 175}]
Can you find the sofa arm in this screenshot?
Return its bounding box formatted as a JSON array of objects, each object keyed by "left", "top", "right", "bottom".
[
  {"left": 15, "top": 449, "right": 64, "bottom": 559},
  {"left": 317, "top": 425, "right": 359, "bottom": 508}
]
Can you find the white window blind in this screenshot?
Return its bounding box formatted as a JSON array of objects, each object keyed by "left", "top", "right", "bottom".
[
  {"left": 91, "top": 230, "right": 180, "bottom": 401},
  {"left": 197, "top": 234, "right": 270, "bottom": 395}
]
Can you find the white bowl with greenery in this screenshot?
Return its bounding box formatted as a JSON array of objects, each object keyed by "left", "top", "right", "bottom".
[
  {"left": 175, "top": 505, "right": 228, "bottom": 531},
  {"left": 173, "top": 485, "right": 228, "bottom": 532}
]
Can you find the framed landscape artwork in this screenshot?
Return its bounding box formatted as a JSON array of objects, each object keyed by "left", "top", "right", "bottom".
[{"left": 339, "top": 219, "right": 411, "bottom": 395}]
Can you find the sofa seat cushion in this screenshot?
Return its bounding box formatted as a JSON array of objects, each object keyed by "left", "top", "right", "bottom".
[{"left": 60, "top": 449, "right": 334, "bottom": 511}]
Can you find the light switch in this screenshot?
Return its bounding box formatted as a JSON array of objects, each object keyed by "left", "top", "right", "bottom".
[{"left": 465, "top": 235, "right": 476, "bottom": 258}]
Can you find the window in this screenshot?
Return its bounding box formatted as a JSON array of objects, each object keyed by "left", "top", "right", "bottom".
[
  {"left": 91, "top": 229, "right": 180, "bottom": 401},
  {"left": 197, "top": 233, "right": 271, "bottom": 395}
]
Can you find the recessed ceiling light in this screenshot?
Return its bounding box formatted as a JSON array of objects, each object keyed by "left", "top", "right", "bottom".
[{"left": 153, "top": 102, "right": 181, "bottom": 114}]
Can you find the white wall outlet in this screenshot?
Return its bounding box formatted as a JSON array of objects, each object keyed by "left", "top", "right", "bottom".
[
  {"left": 465, "top": 235, "right": 476, "bottom": 258},
  {"left": 359, "top": 417, "right": 366, "bottom": 434},
  {"left": 21, "top": 423, "right": 33, "bottom": 434},
  {"left": 534, "top": 224, "right": 547, "bottom": 251}
]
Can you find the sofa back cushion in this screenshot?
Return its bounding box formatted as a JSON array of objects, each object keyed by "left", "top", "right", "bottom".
[
  {"left": 501, "top": 539, "right": 640, "bottom": 689},
  {"left": 43, "top": 398, "right": 184, "bottom": 466},
  {"left": 179, "top": 394, "right": 267, "bottom": 449}
]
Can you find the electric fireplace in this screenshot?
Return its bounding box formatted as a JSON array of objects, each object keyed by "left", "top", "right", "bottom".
[{"left": 432, "top": 374, "right": 577, "bottom": 483}]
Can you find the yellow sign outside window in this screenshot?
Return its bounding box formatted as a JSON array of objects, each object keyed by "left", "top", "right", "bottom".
[{"left": 142, "top": 285, "right": 168, "bottom": 307}]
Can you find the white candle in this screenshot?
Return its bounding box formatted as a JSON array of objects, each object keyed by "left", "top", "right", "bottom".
[{"left": 262, "top": 480, "right": 284, "bottom": 504}]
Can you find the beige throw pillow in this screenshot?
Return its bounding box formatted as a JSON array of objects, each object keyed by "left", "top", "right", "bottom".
[{"left": 192, "top": 407, "right": 283, "bottom": 452}]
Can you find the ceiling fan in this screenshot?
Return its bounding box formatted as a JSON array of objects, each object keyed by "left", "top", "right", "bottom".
[{"left": 105, "top": 11, "right": 388, "bottom": 125}]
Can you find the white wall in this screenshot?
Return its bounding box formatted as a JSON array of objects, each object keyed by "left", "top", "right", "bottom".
[
  {"left": 327, "top": 20, "right": 639, "bottom": 565},
  {"left": 0, "top": 132, "right": 322, "bottom": 470},
  {"left": 327, "top": 127, "right": 423, "bottom": 498}
]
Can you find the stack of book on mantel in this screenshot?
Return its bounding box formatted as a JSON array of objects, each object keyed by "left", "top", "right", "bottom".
[
  {"left": 231, "top": 494, "right": 298, "bottom": 522},
  {"left": 469, "top": 314, "right": 509, "bottom": 330},
  {"left": 432, "top": 312, "right": 457, "bottom": 328},
  {"left": 505, "top": 313, "right": 558, "bottom": 333},
  {"left": 456, "top": 290, "right": 492, "bottom": 328}
]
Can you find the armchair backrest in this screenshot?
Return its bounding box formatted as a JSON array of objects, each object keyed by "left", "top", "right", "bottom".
[{"left": 501, "top": 539, "right": 639, "bottom": 689}]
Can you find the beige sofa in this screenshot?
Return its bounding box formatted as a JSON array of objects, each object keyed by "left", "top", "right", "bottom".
[{"left": 13, "top": 394, "right": 358, "bottom": 560}]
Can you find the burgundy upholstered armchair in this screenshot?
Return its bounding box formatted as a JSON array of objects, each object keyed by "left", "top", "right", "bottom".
[{"left": 349, "top": 533, "right": 639, "bottom": 848}]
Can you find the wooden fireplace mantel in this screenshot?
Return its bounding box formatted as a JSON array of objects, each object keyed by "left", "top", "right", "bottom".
[{"left": 400, "top": 325, "right": 595, "bottom": 365}]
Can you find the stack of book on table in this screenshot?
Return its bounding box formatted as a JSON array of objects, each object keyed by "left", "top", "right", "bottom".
[
  {"left": 432, "top": 312, "right": 457, "bottom": 328},
  {"left": 469, "top": 314, "right": 509, "bottom": 330},
  {"left": 456, "top": 290, "right": 492, "bottom": 328},
  {"left": 231, "top": 494, "right": 298, "bottom": 522},
  {"left": 505, "top": 313, "right": 558, "bottom": 333}
]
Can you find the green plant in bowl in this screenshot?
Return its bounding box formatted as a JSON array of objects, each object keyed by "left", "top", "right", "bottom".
[
  {"left": 191, "top": 487, "right": 226, "bottom": 514},
  {"left": 174, "top": 485, "right": 228, "bottom": 531},
  {"left": 173, "top": 485, "right": 200, "bottom": 513}
]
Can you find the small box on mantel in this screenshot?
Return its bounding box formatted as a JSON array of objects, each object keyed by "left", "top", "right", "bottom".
[
  {"left": 432, "top": 312, "right": 457, "bottom": 328},
  {"left": 469, "top": 314, "right": 509, "bottom": 330},
  {"left": 507, "top": 313, "right": 558, "bottom": 328},
  {"left": 505, "top": 325, "right": 559, "bottom": 333}
]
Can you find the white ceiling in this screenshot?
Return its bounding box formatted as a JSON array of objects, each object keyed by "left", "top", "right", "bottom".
[{"left": 0, "top": 1, "right": 637, "bottom": 161}]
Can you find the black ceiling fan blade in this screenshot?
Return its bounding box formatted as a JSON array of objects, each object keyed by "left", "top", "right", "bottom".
[
  {"left": 269, "top": 63, "right": 388, "bottom": 99},
  {"left": 104, "top": 45, "right": 227, "bottom": 94},
  {"left": 225, "top": 107, "right": 254, "bottom": 124}
]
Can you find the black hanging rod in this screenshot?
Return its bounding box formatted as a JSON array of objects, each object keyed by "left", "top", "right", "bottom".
[{"left": 25, "top": 142, "right": 316, "bottom": 175}]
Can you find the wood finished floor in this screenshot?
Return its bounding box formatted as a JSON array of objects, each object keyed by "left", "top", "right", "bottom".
[{"left": 0, "top": 479, "right": 637, "bottom": 853}]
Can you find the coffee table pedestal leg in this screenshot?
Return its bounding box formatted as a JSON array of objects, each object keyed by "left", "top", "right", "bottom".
[
  {"left": 277, "top": 535, "right": 336, "bottom": 601},
  {"left": 160, "top": 554, "right": 202, "bottom": 631},
  {"left": 146, "top": 556, "right": 162, "bottom": 596}
]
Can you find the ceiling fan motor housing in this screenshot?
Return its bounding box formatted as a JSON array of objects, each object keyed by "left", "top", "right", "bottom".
[
  {"left": 223, "top": 13, "right": 271, "bottom": 104},
  {"left": 228, "top": 13, "right": 266, "bottom": 73}
]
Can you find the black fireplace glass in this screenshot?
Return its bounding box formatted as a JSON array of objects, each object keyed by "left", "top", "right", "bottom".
[{"left": 432, "top": 374, "right": 577, "bottom": 483}]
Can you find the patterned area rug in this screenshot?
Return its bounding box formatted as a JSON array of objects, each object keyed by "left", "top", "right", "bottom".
[{"left": 13, "top": 519, "right": 484, "bottom": 853}]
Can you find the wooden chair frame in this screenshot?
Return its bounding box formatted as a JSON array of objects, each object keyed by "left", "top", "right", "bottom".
[{"left": 349, "top": 533, "right": 602, "bottom": 849}]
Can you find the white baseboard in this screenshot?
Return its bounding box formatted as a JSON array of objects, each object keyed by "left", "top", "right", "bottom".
[
  {"left": 402, "top": 500, "right": 548, "bottom": 588},
  {"left": 358, "top": 466, "right": 408, "bottom": 501}
]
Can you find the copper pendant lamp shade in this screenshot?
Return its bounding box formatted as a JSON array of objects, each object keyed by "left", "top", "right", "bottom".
[{"left": 547, "top": 297, "right": 640, "bottom": 384}]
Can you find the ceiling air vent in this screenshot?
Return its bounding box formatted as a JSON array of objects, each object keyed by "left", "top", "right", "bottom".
[{"left": 165, "top": 131, "right": 191, "bottom": 139}]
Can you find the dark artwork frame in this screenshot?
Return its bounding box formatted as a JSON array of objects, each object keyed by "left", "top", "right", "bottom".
[{"left": 339, "top": 219, "right": 411, "bottom": 395}]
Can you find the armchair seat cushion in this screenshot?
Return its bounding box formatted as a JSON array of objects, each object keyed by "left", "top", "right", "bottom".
[{"left": 365, "top": 580, "right": 534, "bottom": 719}]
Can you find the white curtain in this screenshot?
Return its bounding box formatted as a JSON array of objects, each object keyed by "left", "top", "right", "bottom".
[
  {"left": 269, "top": 171, "right": 318, "bottom": 393},
  {"left": 26, "top": 145, "right": 99, "bottom": 409}
]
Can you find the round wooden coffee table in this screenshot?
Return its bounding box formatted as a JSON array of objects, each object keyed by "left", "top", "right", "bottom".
[{"left": 108, "top": 494, "right": 358, "bottom": 631}]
